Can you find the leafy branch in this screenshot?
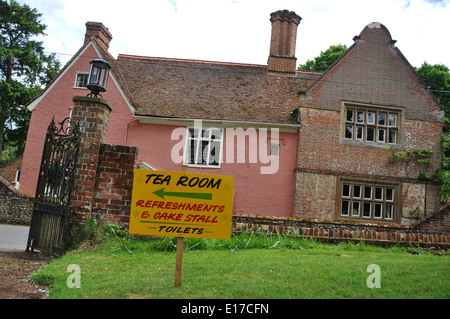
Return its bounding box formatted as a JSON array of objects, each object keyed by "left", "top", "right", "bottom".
[{"left": 385, "top": 147, "right": 433, "bottom": 165}]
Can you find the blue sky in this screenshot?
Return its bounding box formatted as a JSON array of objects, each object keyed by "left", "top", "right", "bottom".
[{"left": 19, "top": 0, "right": 450, "bottom": 68}]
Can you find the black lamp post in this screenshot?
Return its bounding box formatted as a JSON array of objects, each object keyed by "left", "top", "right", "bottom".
[{"left": 86, "top": 59, "right": 111, "bottom": 98}]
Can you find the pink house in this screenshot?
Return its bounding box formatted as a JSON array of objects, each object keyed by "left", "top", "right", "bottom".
[
  {"left": 21, "top": 11, "right": 444, "bottom": 225},
  {"left": 22, "top": 12, "right": 312, "bottom": 218}
]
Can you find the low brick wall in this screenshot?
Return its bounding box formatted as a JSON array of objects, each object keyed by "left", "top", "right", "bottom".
[
  {"left": 91, "top": 143, "right": 138, "bottom": 226},
  {"left": 413, "top": 203, "right": 450, "bottom": 234},
  {"left": 232, "top": 211, "right": 450, "bottom": 249}
]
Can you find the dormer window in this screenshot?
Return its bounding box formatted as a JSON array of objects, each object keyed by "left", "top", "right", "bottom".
[{"left": 74, "top": 72, "right": 89, "bottom": 88}]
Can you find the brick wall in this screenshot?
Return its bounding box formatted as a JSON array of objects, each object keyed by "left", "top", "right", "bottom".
[
  {"left": 268, "top": 56, "right": 298, "bottom": 76},
  {"left": 91, "top": 144, "right": 138, "bottom": 226},
  {"left": 293, "top": 23, "right": 444, "bottom": 226},
  {"left": 413, "top": 203, "right": 450, "bottom": 234},
  {"left": 233, "top": 212, "right": 449, "bottom": 248},
  {"left": 67, "top": 96, "right": 138, "bottom": 232},
  {"left": 0, "top": 155, "right": 22, "bottom": 188}
]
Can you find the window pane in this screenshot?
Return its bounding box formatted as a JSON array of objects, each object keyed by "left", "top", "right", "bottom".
[
  {"left": 375, "top": 187, "right": 383, "bottom": 200},
  {"left": 374, "top": 203, "right": 382, "bottom": 218},
  {"left": 385, "top": 204, "right": 394, "bottom": 219},
  {"left": 352, "top": 201, "right": 360, "bottom": 216},
  {"left": 353, "top": 185, "right": 361, "bottom": 198},
  {"left": 389, "top": 114, "right": 397, "bottom": 127},
  {"left": 341, "top": 201, "right": 350, "bottom": 216},
  {"left": 189, "top": 128, "right": 199, "bottom": 138},
  {"left": 386, "top": 188, "right": 394, "bottom": 201},
  {"left": 364, "top": 186, "right": 372, "bottom": 199},
  {"left": 209, "top": 141, "right": 220, "bottom": 166},
  {"left": 378, "top": 113, "right": 386, "bottom": 125},
  {"left": 345, "top": 125, "right": 353, "bottom": 139},
  {"left": 76, "top": 73, "right": 88, "bottom": 87},
  {"left": 363, "top": 203, "right": 371, "bottom": 218},
  {"left": 201, "top": 129, "right": 210, "bottom": 139},
  {"left": 187, "top": 139, "right": 198, "bottom": 164},
  {"left": 388, "top": 129, "right": 397, "bottom": 144},
  {"left": 378, "top": 129, "right": 385, "bottom": 142},
  {"left": 343, "top": 184, "right": 351, "bottom": 197},
  {"left": 367, "top": 127, "right": 375, "bottom": 142},
  {"left": 356, "top": 126, "right": 364, "bottom": 140},
  {"left": 357, "top": 111, "right": 365, "bottom": 123},
  {"left": 270, "top": 144, "right": 279, "bottom": 156},
  {"left": 200, "top": 140, "right": 210, "bottom": 164},
  {"left": 210, "top": 128, "right": 221, "bottom": 140},
  {"left": 346, "top": 109, "right": 354, "bottom": 122},
  {"left": 367, "top": 112, "right": 375, "bottom": 124}
]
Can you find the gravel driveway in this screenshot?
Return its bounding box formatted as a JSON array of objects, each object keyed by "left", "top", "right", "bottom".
[
  {"left": 0, "top": 251, "right": 52, "bottom": 299},
  {"left": 0, "top": 224, "right": 52, "bottom": 299}
]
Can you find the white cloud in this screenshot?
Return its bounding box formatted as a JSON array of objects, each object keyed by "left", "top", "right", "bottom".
[{"left": 18, "top": 0, "right": 450, "bottom": 68}]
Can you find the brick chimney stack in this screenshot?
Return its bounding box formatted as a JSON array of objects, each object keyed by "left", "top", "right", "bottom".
[
  {"left": 84, "top": 22, "right": 112, "bottom": 51},
  {"left": 268, "top": 10, "right": 301, "bottom": 76}
]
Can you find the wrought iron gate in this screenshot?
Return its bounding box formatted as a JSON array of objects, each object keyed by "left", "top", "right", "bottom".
[{"left": 26, "top": 117, "right": 81, "bottom": 256}]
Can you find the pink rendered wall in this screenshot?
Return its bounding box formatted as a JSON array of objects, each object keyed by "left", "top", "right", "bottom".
[
  {"left": 21, "top": 42, "right": 298, "bottom": 218},
  {"left": 126, "top": 122, "right": 298, "bottom": 217},
  {"left": 20, "top": 44, "right": 135, "bottom": 196}
]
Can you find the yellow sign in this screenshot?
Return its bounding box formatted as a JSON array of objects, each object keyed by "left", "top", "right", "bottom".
[{"left": 129, "top": 170, "right": 234, "bottom": 239}]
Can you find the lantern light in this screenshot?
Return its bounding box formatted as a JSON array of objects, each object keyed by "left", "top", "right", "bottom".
[{"left": 86, "top": 59, "right": 111, "bottom": 98}]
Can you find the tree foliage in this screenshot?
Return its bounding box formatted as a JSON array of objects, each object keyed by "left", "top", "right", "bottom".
[
  {"left": 0, "top": 0, "right": 60, "bottom": 164},
  {"left": 415, "top": 62, "right": 450, "bottom": 117},
  {"left": 298, "top": 44, "right": 348, "bottom": 72}
]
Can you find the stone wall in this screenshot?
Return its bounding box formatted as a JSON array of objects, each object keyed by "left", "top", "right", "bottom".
[{"left": 0, "top": 176, "right": 33, "bottom": 225}]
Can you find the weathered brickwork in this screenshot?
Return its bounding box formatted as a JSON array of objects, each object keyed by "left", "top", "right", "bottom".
[
  {"left": 66, "top": 97, "right": 138, "bottom": 232},
  {"left": 91, "top": 144, "right": 138, "bottom": 226},
  {"left": 267, "top": 10, "right": 301, "bottom": 76},
  {"left": 0, "top": 155, "right": 22, "bottom": 188},
  {"left": 233, "top": 212, "right": 450, "bottom": 248},
  {"left": 413, "top": 203, "right": 450, "bottom": 234},
  {"left": 68, "top": 96, "right": 113, "bottom": 229},
  {"left": 293, "top": 23, "right": 444, "bottom": 226}
]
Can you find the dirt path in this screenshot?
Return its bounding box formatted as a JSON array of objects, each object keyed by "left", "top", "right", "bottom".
[{"left": 0, "top": 251, "right": 52, "bottom": 299}]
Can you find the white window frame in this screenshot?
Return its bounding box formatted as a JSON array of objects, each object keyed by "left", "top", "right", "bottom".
[
  {"left": 74, "top": 72, "right": 89, "bottom": 89},
  {"left": 183, "top": 126, "right": 223, "bottom": 168}
]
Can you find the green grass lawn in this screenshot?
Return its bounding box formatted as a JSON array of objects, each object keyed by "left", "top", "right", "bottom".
[{"left": 31, "top": 224, "right": 449, "bottom": 299}]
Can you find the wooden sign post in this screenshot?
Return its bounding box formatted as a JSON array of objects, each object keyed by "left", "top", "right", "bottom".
[
  {"left": 129, "top": 169, "right": 234, "bottom": 287},
  {"left": 174, "top": 237, "right": 184, "bottom": 287}
]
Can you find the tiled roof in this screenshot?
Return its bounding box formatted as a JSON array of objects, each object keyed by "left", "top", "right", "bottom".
[
  {"left": 25, "top": 37, "right": 321, "bottom": 125},
  {"left": 114, "top": 54, "right": 321, "bottom": 124}
]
